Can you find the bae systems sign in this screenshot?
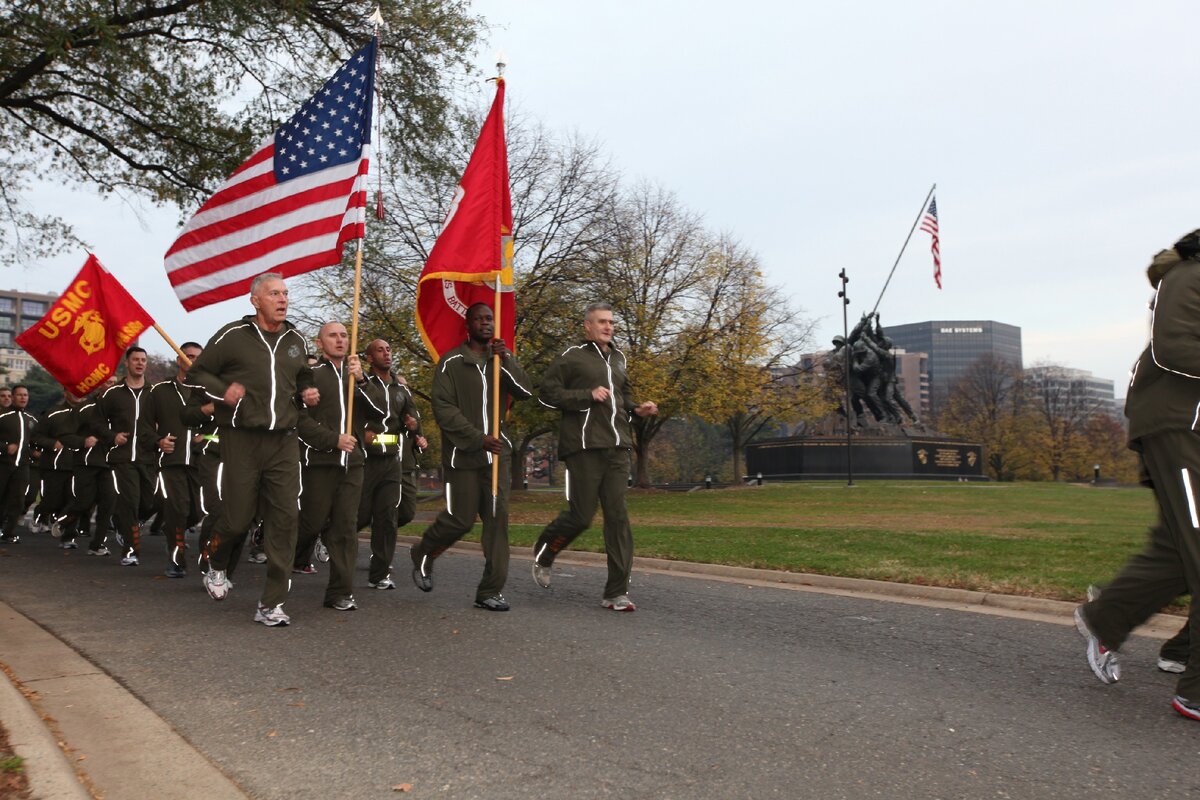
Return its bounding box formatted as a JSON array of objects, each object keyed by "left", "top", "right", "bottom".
[{"left": 939, "top": 326, "right": 983, "bottom": 334}]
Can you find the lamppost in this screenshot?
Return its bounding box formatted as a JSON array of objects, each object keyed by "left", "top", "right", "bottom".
[{"left": 839, "top": 269, "right": 854, "bottom": 487}]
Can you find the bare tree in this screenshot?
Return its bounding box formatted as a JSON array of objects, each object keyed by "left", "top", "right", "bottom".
[
  {"left": 939, "top": 354, "right": 1035, "bottom": 481},
  {"left": 299, "top": 114, "right": 619, "bottom": 487}
]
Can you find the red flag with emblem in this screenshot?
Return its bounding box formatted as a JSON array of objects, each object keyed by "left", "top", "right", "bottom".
[
  {"left": 415, "top": 78, "right": 514, "bottom": 362},
  {"left": 16, "top": 254, "right": 155, "bottom": 395}
]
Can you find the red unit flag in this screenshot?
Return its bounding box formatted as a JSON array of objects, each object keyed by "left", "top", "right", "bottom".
[
  {"left": 165, "top": 39, "right": 377, "bottom": 311},
  {"left": 17, "top": 254, "right": 155, "bottom": 395},
  {"left": 415, "top": 78, "right": 514, "bottom": 362}
]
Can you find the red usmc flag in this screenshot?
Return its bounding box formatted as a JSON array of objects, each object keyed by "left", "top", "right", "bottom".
[
  {"left": 17, "top": 254, "right": 155, "bottom": 395},
  {"left": 415, "top": 78, "right": 514, "bottom": 362}
]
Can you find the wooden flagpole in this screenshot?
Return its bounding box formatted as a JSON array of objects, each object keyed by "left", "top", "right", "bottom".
[
  {"left": 153, "top": 323, "right": 192, "bottom": 368},
  {"left": 490, "top": 273, "right": 502, "bottom": 513},
  {"left": 345, "top": 239, "right": 363, "bottom": 434},
  {"left": 345, "top": 21, "right": 383, "bottom": 435},
  {"left": 871, "top": 182, "right": 936, "bottom": 316},
  {"left": 489, "top": 56, "right": 508, "bottom": 514}
]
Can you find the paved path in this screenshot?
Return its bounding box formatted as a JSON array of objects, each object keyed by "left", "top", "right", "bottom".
[{"left": 0, "top": 532, "right": 1196, "bottom": 799}]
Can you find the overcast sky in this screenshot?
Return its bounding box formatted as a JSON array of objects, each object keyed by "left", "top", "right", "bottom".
[{"left": 25, "top": 0, "right": 1200, "bottom": 392}]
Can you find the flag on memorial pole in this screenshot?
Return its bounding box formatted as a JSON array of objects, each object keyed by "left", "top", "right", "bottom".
[
  {"left": 414, "top": 77, "right": 514, "bottom": 362},
  {"left": 920, "top": 195, "right": 941, "bottom": 289},
  {"left": 17, "top": 254, "right": 155, "bottom": 395},
  {"left": 164, "top": 39, "right": 377, "bottom": 311}
]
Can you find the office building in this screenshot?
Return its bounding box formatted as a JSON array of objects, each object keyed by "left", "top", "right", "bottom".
[
  {"left": 0, "top": 289, "right": 57, "bottom": 381},
  {"left": 1024, "top": 365, "right": 1118, "bottom": 419},
  {"left": 883, "top": 320, "right": 1023, "bottom": 415}
]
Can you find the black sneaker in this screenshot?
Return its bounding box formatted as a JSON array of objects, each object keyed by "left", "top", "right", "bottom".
[
  {"left": 165, "top": 564, "right": 187, "bottom": 579},
  {"left": 474, "top": 594, "right": 510, "bottom": 612},
  {"left": 410, "top": 549, "right": 432, "bottom": 592}
]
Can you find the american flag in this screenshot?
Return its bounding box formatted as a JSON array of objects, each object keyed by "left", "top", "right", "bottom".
[
  {"left": 165, "top": 39, "right": 377, "bottom": 311},
  {"left": 920, "top": 195, "right": 941, "bottom": 289}
]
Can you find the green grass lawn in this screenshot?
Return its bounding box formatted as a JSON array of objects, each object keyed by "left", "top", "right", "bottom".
[{"left": 457, "top": 480, "right": 1162, "bottom": 602}]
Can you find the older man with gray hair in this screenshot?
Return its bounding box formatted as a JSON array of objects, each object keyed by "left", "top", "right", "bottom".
[{"left": 187, "top": 273, "right": 316, "bottom": 627}]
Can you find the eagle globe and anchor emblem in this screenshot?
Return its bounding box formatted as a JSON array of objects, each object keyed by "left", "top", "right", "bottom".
[{"left": 73, "top": 310, "right": 106, "bottom": 355}]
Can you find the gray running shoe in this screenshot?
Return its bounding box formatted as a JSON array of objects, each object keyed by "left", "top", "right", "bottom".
[
  {"left": 368, "top": 577, "right": 396, "bottom": 590},
  {"left": 1074, "top": 606, "right": 1119, "bottom": 683},
  {"left": 62, "top": 541, "right": 78, "bottom": 550},
  {"left": 254, "top": 604, "right": 290, "bottom": 627},
  {"left": 601, "top": 594, "right": 637, "bottom": 612},
  {"left": 324, "top": 596, "right": 358, "bottom": 611},
  {"left": 88, "top": 546, "right": 110, "bottom": 556},
  {"left": 248, "top": 551, "right": 267, "bottom": 564},
  {"left": 119, "top": 554, "right": 139, "bottom": 566},
  {"left": 532, "top": 561, "right": 552, "bottom": 589},
  {"left": 314, "top": 540, "right": 330, "bottom": 563},
  {"left": 474, "top": 594, "right": 510, "bottom": 612}
]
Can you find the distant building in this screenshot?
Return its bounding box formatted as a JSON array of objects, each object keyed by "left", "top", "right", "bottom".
[
  {"left": 893, "top": 348, "right": 929, "bottom": 419},
  {"left": 883, "top": 320, "right": 1023, "bottom": 415},
  {"left": 0, "top": 289, "right": 56, "bottom": 382},
  {"left": 1024, "top": 365, "right": 1118, "bottom": 419}
]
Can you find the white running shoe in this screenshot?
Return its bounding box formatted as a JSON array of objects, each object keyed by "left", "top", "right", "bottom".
[
  {"left": 254, "top": 603, "right": 290, "bottom": 626},
  {"left": 204, "top": 569, "right": 230, "bottom": 601},
  {"left": 1074, "top": 606, "right": 1120, "bottom": 684},
  {"left": 1158, "top": 657, "right": 1187, "bottom": 674},
  {"left": 600, "top": 594, "right": 637, "bottom": 612}
]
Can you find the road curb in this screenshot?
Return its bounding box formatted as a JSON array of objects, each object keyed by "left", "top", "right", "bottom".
[
  {"left": 396, "top": 534, "right": 1184, "bottom": 638},
  {"left": 0, "top": 603, "right": 249, "bottom": 800},
  {"left": 0, "top": 660, "right": 91, "bottom": 800}
]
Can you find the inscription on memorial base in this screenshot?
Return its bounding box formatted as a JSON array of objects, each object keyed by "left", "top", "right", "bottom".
[{"left": 745, "top": 436, "right": 986, "bottom": 481}]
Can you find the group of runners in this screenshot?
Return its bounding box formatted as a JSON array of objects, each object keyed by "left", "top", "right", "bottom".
[{"left": 0, "top": 271, "right": 657, "bottom": 628}]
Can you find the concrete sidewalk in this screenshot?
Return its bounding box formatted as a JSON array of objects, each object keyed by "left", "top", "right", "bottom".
[
  {"left": 0, "top": 544, "right": 1184, "bottom": 799},
  {"left": 0, "top": 602, "right": 248, "bottom": 799}
]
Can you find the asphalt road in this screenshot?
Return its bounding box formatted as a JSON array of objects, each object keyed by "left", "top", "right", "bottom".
[{"left": 1, "top": 530, "right": 1197, "bottom": 800}]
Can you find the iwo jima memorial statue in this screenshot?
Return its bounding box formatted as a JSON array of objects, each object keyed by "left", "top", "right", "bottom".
[{"left": 746, "top": 313, "right": 985, "bottom": 481}]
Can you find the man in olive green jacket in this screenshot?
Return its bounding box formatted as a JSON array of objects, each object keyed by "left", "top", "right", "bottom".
[
  {"left": 187, "top": 273, "right": 316, "bottom": 627},
  {"left": 410, "top": 303, "right": 533, "bottom": 610},
  {"left": 357, "top": 338, "right": 426, "bottom": 590},
  {"left": 531, "top": 302, "right": 657, "bottom": 611},
  {"left": 1076, "top": 230, "right": 1200, "bottom": 721},
  {"left": 150, "top": 341, "right": 205, "bottom": 578},
  {"left": 294, "top": 322, "right": 364, "bottom": 611}
]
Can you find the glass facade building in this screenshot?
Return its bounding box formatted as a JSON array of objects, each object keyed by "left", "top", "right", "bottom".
[
  {"left": 883, "top": 320, "right": 1023, "bottom": 415},
  {"left": 0, "top": 289, "right": 59, "bottom": 380}
]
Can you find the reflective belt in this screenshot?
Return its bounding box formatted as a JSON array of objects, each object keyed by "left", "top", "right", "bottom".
[
  {"left": 375, "top": 434, "right": 399, "bottom": 446},
  {"left": 202, "top": 434, "right": 220, "bottom": 442}
]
